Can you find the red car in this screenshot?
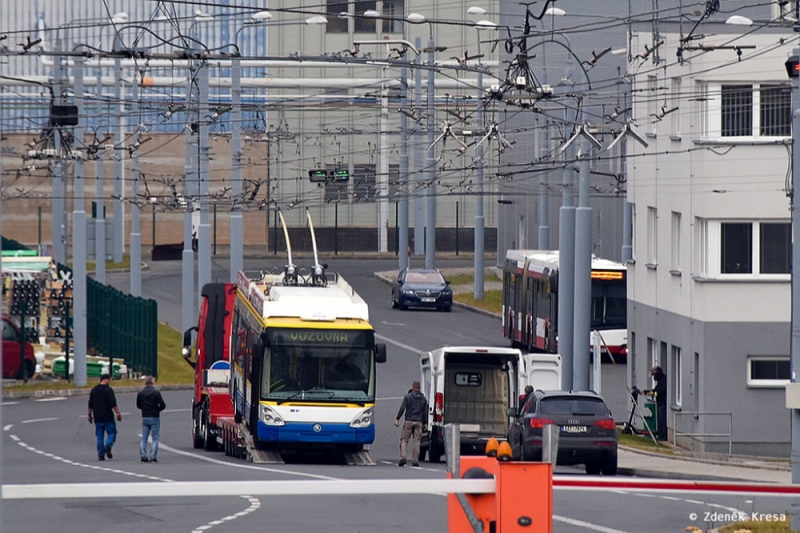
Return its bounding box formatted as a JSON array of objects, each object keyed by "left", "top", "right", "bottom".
[{"left": 2, "top": 315, "right": 36, "bottom": 379}]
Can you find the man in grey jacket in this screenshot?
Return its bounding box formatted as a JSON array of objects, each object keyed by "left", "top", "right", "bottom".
[
  {"left": 395, "top": 381, "right": 428, "bottom": 467},
  {"left": 136, "top": 376, "right": 166, "bottom": 462}
]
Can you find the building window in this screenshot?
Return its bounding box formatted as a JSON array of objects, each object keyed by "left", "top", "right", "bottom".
[
  {"left": 747, "top": 356, "right": 790, "bottom": 388},
  {"left": 647, "top": 206, "right": 657, "bottom": 266},
  {"left": 354, "top": 0, "right": 378, "bottom": 33},
  {"left": 382, "top": 0, "right": 404, "bottom": 33},
  {"left": 326, "top": 0, "right": 349, "bottom": 33},
  {"left": 670, "top": 345, "right": 682, "bottom": 407},
  {"left": 670, "top": 211, "right": 681, "bottom": 271},
  {"left": 670, "top": 77, "right": 682, "bottom": 136},
  {"left": 325, "top": 164, "right": 348, "bottom": 202},
  {"left": 714, "top": 221, "right": 790, "bottom": 276},
  {"left": 760, "top": 85, "right": 791, "bottom": 136},
  {"left": 721, "top": 222, "right": 752, "bottom": 274},
  {"left": 697, "top": 218, "right": 708, "bottom": 275},
  {"left": 388, "top": 163, "right": 400, "bottom": 200},
  {"left": 710, "top": 83, "right": 791, "bottom": 138},
  {"left": 353, "top": 164, "right": 376, "bottom": 200},
  {"left": 721, "top": 84, "right": 752, "bottom": 137},
  {"left": 647, "top": 337, "right": 658, "bottom": 370},
  {"left": 760, "top": 222, "right": 791, "bottom": 273}
]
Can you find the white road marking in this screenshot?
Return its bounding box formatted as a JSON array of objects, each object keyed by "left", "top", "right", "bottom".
[
  {"left": 380, "top": 321, "right": 407, "bottom": 326},
  {"left": 157, "top": 442, "right": 337, "bottom": 480},
  {"left": 191, "top": 495, "right": 260, "bottom": 533},
  {"left": 374, "top": 333, "right": 419, "bottom": 354},
  {"left": 35, "top": 397, "right": 67, "bottom": 402},
  {"left": 22, "top": 418, "right": 58, "bottom": 424},
  {"left": 2, "top": 402, "right": 19, "bottom": 406},
  {"left": 6, "top": 432, "right": 171, "bottom": 482},
  {"left": 553, "top": 516, "right": 629, "bottom": 532},
  {"left": 4, "top": 424, "right": 13, "bottom": 431}
]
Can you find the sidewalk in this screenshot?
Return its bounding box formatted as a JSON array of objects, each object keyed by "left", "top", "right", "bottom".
[{"left": 618, "top": 446, "right": 791, "bottom": 484}]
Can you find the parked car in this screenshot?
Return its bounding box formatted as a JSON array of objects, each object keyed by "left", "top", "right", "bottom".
[
  {"left": 391, "top": 268, "right": 453, "bottom": 311},
  {"left": 2, "top": 315, "right": 36, "bottom": 380},
  {"left": 506, "top": 389, "right": 618, "bottom": 475}
]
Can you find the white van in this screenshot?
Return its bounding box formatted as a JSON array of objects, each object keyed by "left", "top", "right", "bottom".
[{"left": 418, "top": 346, "right": 561, "bottom": 462}]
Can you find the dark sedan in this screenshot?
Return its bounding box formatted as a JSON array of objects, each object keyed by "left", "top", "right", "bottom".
[
  {"left": 506, "top": 390, "right": 618, "bottom": 475},
  {"left": 391, "top": 268, "right": 453, "bottom": 311}
]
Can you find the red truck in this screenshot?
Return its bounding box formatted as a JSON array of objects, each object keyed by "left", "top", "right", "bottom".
[{"left": 182, "top": 283, "right": 237, "bottom": 452}]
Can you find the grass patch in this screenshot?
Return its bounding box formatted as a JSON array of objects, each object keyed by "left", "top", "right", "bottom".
[
  {"left": 68, "top": 255, "right": 132, "bottom": 272},
  {"left": 454, "top": 290, "right": 503, "bottom": 314},
  {"left": 719, "top": 518, "right": 790, "bottom": 532},
  {"left": 156, "top": 322, "right": 195, "bottom": 385},
  {"left": 617, "top": 429, "right": 674, "bottom": 454},
  {"left": 446, "top": 273, "right": 477, "bottom": 285}
]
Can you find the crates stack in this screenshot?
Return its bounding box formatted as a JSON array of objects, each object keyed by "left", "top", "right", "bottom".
[{"left": 46, "top": 278, "right": 73, "bottom": 339}]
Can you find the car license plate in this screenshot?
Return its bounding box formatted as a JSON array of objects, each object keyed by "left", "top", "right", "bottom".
[
  {"left": 421, "top": 297, "right": 435, "bottom": 302},
  {"left": 561, "top": 425, "right": 587, "bottom": 433}
]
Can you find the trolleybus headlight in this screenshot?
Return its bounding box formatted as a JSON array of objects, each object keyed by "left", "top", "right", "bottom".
[
  {"left": 349, "top": 407, "right": 374, "bottom": 428},
  {"left": 259, "top": 405, "right": 285, "bottom": 426}
]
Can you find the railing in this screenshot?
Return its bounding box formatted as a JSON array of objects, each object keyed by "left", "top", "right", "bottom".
[{"left": 672, "top": 411, "right": 733, "bottom": 456}]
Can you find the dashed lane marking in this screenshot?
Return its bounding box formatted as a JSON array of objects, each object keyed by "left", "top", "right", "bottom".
[
  {"left": 191, "top": 496, "right": 260, "bottom": 533},
  {"left": 22, "top": 418, "right": 58, "bottom": 424}
]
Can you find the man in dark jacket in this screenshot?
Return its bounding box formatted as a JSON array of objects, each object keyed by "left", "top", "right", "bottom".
[
  {"left": 395, "top": 380, "right": 428, "bottom": 467},
  {"left": 647, "top": 366, "right": 667, "bottom": 440},
  {"left": 136, "top": 376, "right": 167, "bottom": 462},
  {"left": 88, "top": 373, "right": 122, "bottom": 461}
]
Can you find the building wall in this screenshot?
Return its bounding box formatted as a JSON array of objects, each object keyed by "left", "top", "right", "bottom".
[
  {"left": 627, "top": 22, "right": 795, "bottom": 455},
  {"left": 630, "top": 300, "right": 790, "bottom": 456}
]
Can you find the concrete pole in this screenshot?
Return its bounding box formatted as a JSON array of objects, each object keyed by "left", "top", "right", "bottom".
[
  {"left": 182, "top": 64, "right": 196, "bottom": 335},
  {"left": 413, "top": 36, "right": 425, "bottom": 257},
  {"left": 113, "top": 56, "right": 124, "bottom": 263},
  {"left": 558, "top": 141, "right": 576, "bottom": 390},
  {"left": 52, "top": 39, "right": 66, "bottom": 264},
  {"left": 573, "top": 137, "right": 593, "bottom": 390},
  {"left": 425, "top": 37, "right": 436, "bottom": 269},
  {"left": 538, "top": 117, "right": 550, "bottom": 250},
  {"left": 790, "top": 46, "right": 800, "bottom": 531},
  {"left": 538, "top": 66, "right": 550, "bottom": 250},
  {"left": 129, "top": 75, "right": 142, "bottom": 297},
  {"left": 197, "top": 62, "right": 212, "bottom": 295},
  {"left": 378, "top": 67, "right": 389, "bottom": 253},
  {"left": 398, "top": 65, "right": 409, "bottom": 270},
  {"left": 72, "top": 56, "right": 88, "bottom": 387},
  {"left": 474, "top": 68, "right": 485, "bottom": 300},
  {"left": 621, "top": 92, "right": 633, "bottom": 263},
  {"left": 230, "top": 56, "right": 243, "bottom": 282},
  {"left": 94, "top": 64, "right": 106, "bottom": 284}
]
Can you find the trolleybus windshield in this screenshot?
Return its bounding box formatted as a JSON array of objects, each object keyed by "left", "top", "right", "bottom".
[{"left": 261, "top": 328, "right": 376, "bottom": 402}]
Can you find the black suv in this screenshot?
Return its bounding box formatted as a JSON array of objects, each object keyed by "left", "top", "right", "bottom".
[{"left": 506, "top": 390, "right": 618, "bottom": 475}]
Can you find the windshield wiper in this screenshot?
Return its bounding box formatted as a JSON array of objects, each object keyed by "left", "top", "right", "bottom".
[{"left": 277, "top": 386, "right": 334, "bottom": 405}]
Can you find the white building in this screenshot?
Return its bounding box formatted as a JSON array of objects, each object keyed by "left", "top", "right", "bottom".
[{"left": 626, "top": 21, "right": 795, "bottom": 455}]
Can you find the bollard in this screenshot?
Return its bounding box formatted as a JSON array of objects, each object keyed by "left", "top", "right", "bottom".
[{"left": 542, "top": 424, "right": 559, "bottom": 465}]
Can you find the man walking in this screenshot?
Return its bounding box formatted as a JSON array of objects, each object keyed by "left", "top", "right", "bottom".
[
  {"left": 136, "top": 376, "right": 166, "bottom": 462},
  {"left": 88, "top": 373, "right": 122, "bottom": 461},
  {"left": 395, "top": 380, "right": 428, "bottom": 467}
]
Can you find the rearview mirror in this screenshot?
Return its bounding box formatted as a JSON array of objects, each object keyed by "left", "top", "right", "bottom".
[{"left": 375, "top": 343, "right": 387, "bottom": 363}]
